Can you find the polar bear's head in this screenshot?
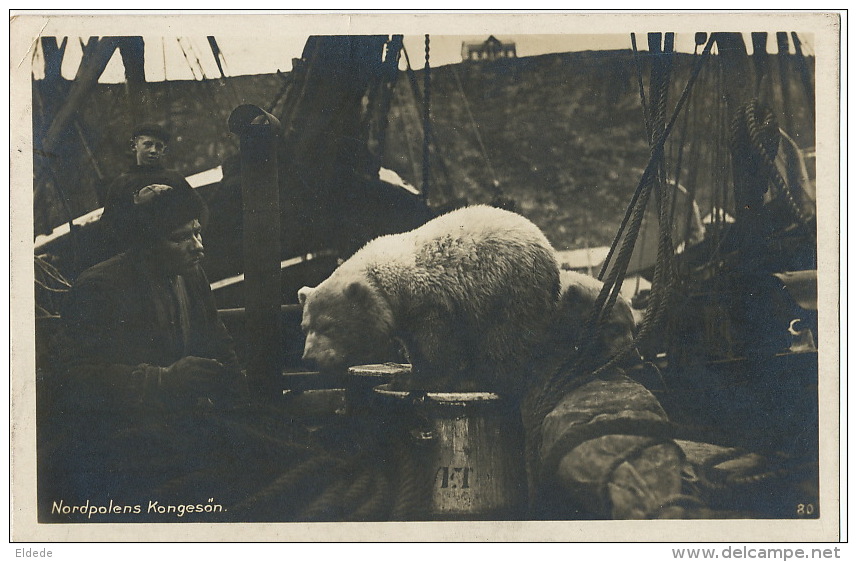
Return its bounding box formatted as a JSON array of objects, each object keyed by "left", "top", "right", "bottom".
[{"left": 297, "top": 276, "right": 397, "bottom": 372}]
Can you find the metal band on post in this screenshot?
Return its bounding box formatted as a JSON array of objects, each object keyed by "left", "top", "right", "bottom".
[{"left": 228, "top": 104, "right": 283, "bottom": 401}]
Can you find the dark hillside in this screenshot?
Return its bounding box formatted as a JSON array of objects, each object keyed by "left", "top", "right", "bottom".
[
  {"left": 33, "top": 47, "right": 814, "bottom": 254},
  {"left": 383, "top": 49, "right": 814, "bottom": 251}
]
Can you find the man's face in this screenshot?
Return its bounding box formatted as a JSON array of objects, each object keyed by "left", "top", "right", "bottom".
[
  {"left": 132, "top": 134, "right": 167, "bottom": 167},
  {"left": 153, "top": 220, "right": 204, "bottom": 276}
]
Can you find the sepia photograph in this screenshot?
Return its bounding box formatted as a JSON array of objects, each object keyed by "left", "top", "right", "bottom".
[{"left": 9, "top": 11, "right": 843, "bottom": 543}]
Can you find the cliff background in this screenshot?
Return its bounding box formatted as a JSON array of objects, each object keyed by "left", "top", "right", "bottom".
[{"left": 31, "top": 47, "right": 815, "bottom": 253}]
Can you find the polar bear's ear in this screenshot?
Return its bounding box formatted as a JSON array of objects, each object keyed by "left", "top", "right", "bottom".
[
  {"left": 559, "top": 282, "right": 595, "bottom": 315},
  {"left": 345, "top": 280, "right": 371, "bottom": 301},
  {"left": 298, "top": 286, "right": 315, "bottom": 306}
]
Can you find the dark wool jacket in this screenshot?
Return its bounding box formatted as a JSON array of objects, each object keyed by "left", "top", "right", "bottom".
[
  {"left": 59, "top": 251, "right": 242, "bottom": 414},
  {"left": 48, "top": 254, "right": 264, "bottom": 515}
]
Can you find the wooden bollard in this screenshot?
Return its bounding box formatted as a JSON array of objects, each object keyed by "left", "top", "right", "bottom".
[
  {"left": 345, "top": 363, "right": 410, "bottom": 416},
  {"left": 374, "top": 384, "right": 527, "bottom": 520}
]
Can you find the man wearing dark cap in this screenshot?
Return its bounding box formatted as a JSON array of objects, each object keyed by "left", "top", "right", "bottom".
[
  {"left": 61, "top": 180, "right": 244, "bottom": 412},
  {"left": 99, "top": 123, "right": 192, "bottom": 256},
  {"left": 49, "top": 179, "right": 259, "bottom": 517}
]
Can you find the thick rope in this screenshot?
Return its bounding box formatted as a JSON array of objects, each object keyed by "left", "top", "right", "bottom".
[
  {"left": 333, "top": 467, "right": 381, "bottom": 519},
  {"left": 790, "top": 33, "right": 816, "bottom": 123},
  {"left": 350, "top": 469, "right": 393, "bottom": 521},
  {"left": 352, "top": 472, "right": 390, "bottom": 520},
  {"left": 618, "top": 32, "right": 675, "bottom": 347},
  {"left": 589, "top": 34, "right": 708, "bottom": 373},
  {"left": 391, "top": 439, "right": 425, "bottom": 520},
  {"left": 372, "top": 35, "right": 405, "bottom": 164},
  {"left": 523, "top": 35, "right": 716, "bottom": 504},
  {"left": 228, "top": 454, "right": 346, "bottom": 516},
  {"left": 399, "top": 51, "right": 426, "bottom": 184},
  {"left": 696, "top": 447, "right": 817, "bottom": 495},
  {"left": 640, "top": 35, "right": 679, "bottom": 357},
  {"left": 731, "top": 99, "right": 814, "bottom": 234},
  {"left": 450, "top": 64, "right": 503, "bottom": 195},
  {"left": 297, "top": 470, "right": 356, "bottom": 521},
  {"left": 668, "top": 43, "right": 699, "bottom": 229},
  {"left": 225, "top": 436, "right": 397, "bottom": 522},
  {"left": 595, "top": 436, "right": 667, "bottom": 516},
  {"left": 630, "top": 33, "right": 652, "bottom": 142},
  {"left": 553, "top": 36, "right": 669, "bottom": 389},
  {"left": 401, "top": 45, "right": 455, "bottom": 194},
  {"left": 597, "top": 34, "right": 715, "bottom": 287},
  {"left": 751, "top": 114, "right": 811, "bottom": 230},
  {"left": 266, "top": 70, "right": 294, "bottom": 114},
  {"left": 222, "top": 407, "right": 433, "bottom": 522}
]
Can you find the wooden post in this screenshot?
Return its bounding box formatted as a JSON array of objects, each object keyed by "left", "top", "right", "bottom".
[
  {"left": 375, "top": 385, "right": 527, "bottom": 520},
  {"left": 228, "top": 105, "right": 283, "bottom": 401}
]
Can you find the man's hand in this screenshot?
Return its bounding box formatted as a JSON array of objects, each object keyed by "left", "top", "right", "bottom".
[{"left": 161, "top": 356, "right": 227, "bottom": 401}]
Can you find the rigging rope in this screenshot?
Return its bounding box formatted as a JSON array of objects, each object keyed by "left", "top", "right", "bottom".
[
  {"left": 680, "top": 139, "right": 702, "bottom": 253},
  {"left": 371, "top": 35, "right": 405, "bottom": 167},
  {"left": 176, "top": 38, "right": 201, "bottom": 81},
  {"left": 790, "top": 33, "right": 816, "bottom": 124},
  {"left": 730, "top": 98, "right": 814, "bottom": 234},
  {"left": 422, "top": 35, "right": 431, "bottom": 202},
  {"left": 207, "top": 36, "right": 228, "bottom": 79},
  {"left": 267, "top": 71, "right": 294, "bottom": 114},
  {"left": 523, "top": 34, "right": 716, "bottom": 500},
  {"left": 399, "top": 46, "right": 430, "bottom": 185},
  {"left": 161, "top": 37, "right": 168, "bottom": 81},
  {"left": 598, "top": 31, "right": 676, "bottom": 371},
  {"left": 73, "top": 120, "right": 105, "bottom": 185},
  {"left": 596, "top": 38, "right": 711, "bottom": 288},
  {"left": 401, "top": 82, "right": 424, "bottom": 185},
  {"left": 450, "top": 65, "right": 502, "bottom": 193},
  {"left": 667, "top": 41, "right": 699, "bottom": 229},
  {"left": 185, "top": 37, "right": 209, "bottom": 80},
  {"left": 217, "top": 414, "right": 431, "bottom": 522},
  {"left": 776, "top": 33, "right": 795, "bottom": 136},
  {"left": 630, "top": 33, "right": 653, "bottom": 142},
  {"left": 401, "top": 43, "right": 455, "bottom": 199},
  {"left": 594, "top": 35, "right": 709, "bottom": 321}
]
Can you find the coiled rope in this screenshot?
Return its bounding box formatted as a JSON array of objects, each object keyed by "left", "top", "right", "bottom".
[
  {"left": 206, "top": 410, "right": 431, "bottom": 522},
  {"left": 729, "top": 98, "right": 814, "bottom": 235}
]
